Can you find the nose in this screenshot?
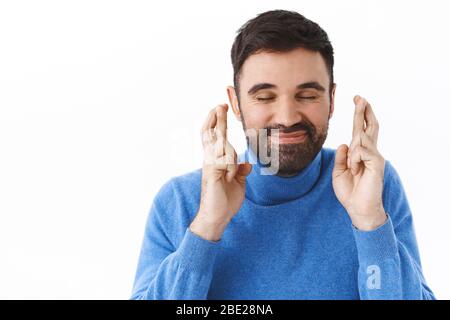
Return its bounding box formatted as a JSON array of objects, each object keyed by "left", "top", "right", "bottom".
[{"left": 272, "top": 97, "right": 303, "bottom": 128}]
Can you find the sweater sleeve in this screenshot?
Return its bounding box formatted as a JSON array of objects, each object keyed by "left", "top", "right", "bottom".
[
  {"left": 352, "top": 161, "right": 435, "bottom": 300},
  {"left": 130, "top": 180, "right": 221, "bottom": 300}
]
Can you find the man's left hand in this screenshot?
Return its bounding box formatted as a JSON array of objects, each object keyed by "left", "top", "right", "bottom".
[{"left": 332, "top": 95, "right": 387, "bottom": 231}]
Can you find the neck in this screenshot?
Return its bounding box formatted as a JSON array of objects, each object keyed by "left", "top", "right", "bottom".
[{"left": 239, "top": 147, "right": 323, "bottom": 206}]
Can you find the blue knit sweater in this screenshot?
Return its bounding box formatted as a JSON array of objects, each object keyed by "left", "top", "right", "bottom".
[{"left": 131, "top": 147, "right": 435, "bottom": 299}]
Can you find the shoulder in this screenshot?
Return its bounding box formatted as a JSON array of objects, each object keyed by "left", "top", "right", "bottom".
[
  {"left": 153, "top": 167, "right": 202, "bottom": 211},
  {"left": 382, "top": 159, "right": 411, "bottom": 221},
  {"left": 149, "top": 168, "right": 203, "bottom": 241}
]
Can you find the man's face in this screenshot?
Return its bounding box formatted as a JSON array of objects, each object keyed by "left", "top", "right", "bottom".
[{"left": 227, "top": 47, "right": 335, "bottom": 177}]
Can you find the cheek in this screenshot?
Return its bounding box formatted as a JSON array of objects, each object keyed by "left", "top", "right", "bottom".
[
  {"left": 241, "top": 107, "right": 272, "bottom": 129},
  {"left": 310, "top": 111, "right": 331, "bottom": 135},
  {"left": 306, "top": 102, "right": 330, "bottom": 123},
  {"left": 308, "top": 111, "right": 328, "bottom": 125}
]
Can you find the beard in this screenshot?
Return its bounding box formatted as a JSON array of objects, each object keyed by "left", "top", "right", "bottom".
[
  {"left": 269, "top": 123, "right": 328, "bottom": 176},
  {"left": 245, "top": 118, "right": 329, "bottom": 177}
]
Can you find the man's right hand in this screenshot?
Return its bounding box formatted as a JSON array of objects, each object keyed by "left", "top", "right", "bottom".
[{"left": 189, "top": 104, "right": 252, "bottom": 242}]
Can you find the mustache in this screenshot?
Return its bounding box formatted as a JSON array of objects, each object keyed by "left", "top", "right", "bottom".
[{"left": 265, "top": 122, "right": 314, "bottom": 136}]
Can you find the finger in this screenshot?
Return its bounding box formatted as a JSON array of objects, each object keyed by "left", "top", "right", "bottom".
[
  {"left": 349, "top": 143, "right": 382, "bottom": 176},
  {"left": 201, "top": 106, "right": 223, "bottom": 154},
  {"left": 203, "top": 137, "right": 219, "bottom": 166},
  {"left": 359, "top": 131, "right": 377, "bottom": 152},
  {"left": 349, "top": 145, "right": 369, "bottom": 176},
  {"left": 225, "top": 144, "right": 238, "bottom": 182},
  {"left": 202, "top": 128, "right": 215, "bottom": 147},
  {"left": 214, "top": 134, "right": 225, "bottom": 158},
  {"left": 235, "top": 162, "right": 253, "bottom": 185},
  {"left": 347, "top": 132, "right": 362, "bottom": 169},
  {"left": 347, "top": 131, "right": 377, "bottom": 168},
  {"left": 216, "top": 104, "right": 228, "bottom": 141},
  {"left": 352, "top": 95, "right": 367, "bottom": 138},
  {"left": 210, "top": 134, "right": 234, "bottom": 168},
  {"left": 201, "top": 109, "right": 218, "bottom": 151},
  {"left": 364, "top": 102, "right": 379, "bottom": 146},
  {"left": 201, "top": 108, "right": 217, "bottom": 135},
  {"left": 333, "top": 144, "right": 349, "bottom": 177}
]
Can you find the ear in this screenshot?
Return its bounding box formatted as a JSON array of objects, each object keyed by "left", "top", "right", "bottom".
[
  {"left": 328, "top": 83, "right": 336, "bottom": 120},
  {"left": 226, "top": 86, "right": 242, "bottom": 122}
]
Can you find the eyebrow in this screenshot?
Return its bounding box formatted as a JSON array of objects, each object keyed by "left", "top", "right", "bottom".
[{"left": 247, "top": 81, "right": 326, "bottom": 95}]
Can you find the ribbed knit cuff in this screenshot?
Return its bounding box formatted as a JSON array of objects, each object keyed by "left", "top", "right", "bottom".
[
  {"left": 175, "top": 227, "right": 221, "bottom": 272},
  {"left": 352, "top": 214, "right": 399, "bottom": 264}
]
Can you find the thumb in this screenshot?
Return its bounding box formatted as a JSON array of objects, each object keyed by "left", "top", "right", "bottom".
[
  {"left": 235, "top": 162, "right": 252, "bottom": 184},
  {"left": 333, "top": 144, "right": 349, "bottom": 175}
]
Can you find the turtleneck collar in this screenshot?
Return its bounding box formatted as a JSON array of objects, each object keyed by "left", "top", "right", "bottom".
[{"left": 239, "top": 147, "right": 323, "bottom": 206}]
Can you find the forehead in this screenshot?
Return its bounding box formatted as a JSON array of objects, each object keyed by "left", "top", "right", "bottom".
[{"left": 239, "top": 47, "right": 329, "bottom": 90}]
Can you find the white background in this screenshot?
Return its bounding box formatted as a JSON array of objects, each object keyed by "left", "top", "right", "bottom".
[{"left": 0, "top": 0, "right": 449, "bottom": 299}]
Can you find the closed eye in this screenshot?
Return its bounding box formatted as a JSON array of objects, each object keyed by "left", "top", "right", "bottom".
[
  {"left": 257, "top": 96, "right": 318, "bottom": 101},
  {"left": 298, "top": 96, "right": 317, "bottom": 100}
]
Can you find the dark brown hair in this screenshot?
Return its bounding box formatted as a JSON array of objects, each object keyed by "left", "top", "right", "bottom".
[{"left": 231, "top": 10, "right": 334, "bottom": 100}]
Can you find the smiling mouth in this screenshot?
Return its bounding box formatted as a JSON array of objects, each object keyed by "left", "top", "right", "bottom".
[{"left": 271, "top": 130, "right": 308, "bottom": 144}]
